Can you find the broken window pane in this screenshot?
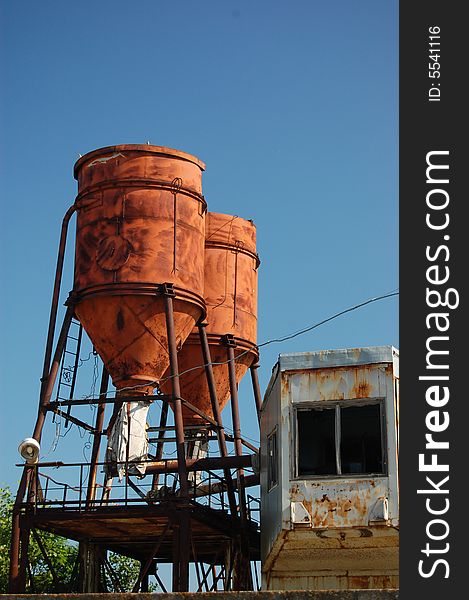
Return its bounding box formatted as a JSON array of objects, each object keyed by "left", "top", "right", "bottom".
[
  {"left": 296, "top": 401, "right": 384, "bottom": 477},
  {"left": 297, "top": 407, "right": 336, "bottom": 476},
  {"left": 267, "top": 429, "right": 278, "bottom": 490},
  {"left": 340, "top": 403, "right": 383, "bottom": 474}
]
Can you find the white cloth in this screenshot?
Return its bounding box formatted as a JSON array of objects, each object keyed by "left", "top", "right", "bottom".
[{"left": 106, "top": 401, "right": 150, "bottom": 480}]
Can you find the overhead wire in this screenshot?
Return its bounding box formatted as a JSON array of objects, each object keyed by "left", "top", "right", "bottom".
[
  {"left": 43, "top": 288, "right": 399, "bottom": 451},
  {"left": 93, "top": 287, "right": 399, "bottom": 399}
]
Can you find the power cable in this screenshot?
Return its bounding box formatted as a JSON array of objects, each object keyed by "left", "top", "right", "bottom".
[{"left": 98, "top": 288, "right": 399, "bottom": 397}]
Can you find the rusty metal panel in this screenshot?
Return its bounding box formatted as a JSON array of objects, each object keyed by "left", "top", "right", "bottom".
[
  {"left": 279, "top": 346, "right": 397, "bottom": 372},
  {"left": 288, "top": 364, "right": 386, "bottom": 403},
  {"left": 289, "top": 478, "right": 391, "bottom": 529},
  {"left": 262, "top": 526, "right": 399, "bottom": 590},
  {"left": 267, "top": 573, "right": 399, "bottom": 591},
  {"left": 160, "top": 212, "right": 259, "bottom": 424},
  {"left": 260, "top": 365, "right": 283, "bottom": 564}
]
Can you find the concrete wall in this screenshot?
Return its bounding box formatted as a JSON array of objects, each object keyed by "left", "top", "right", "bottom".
[{"left": 0, "top": 591, "right": 399, "bottom": 600}]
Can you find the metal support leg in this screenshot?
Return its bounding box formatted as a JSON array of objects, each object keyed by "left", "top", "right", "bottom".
[
  {"left": 164, "top": 291, "right": 189, "bottom": 499},
  {"left": 10, "top": 206, "right": 76, "bottom": 593},
  {"left": 227, "top": 345, "right": 253, "bottom": 591},
  {"left": 86, "top": 366, "right": 109, "bottom": 508},
  {"left": 18, "top": 524, "right": 30, "bottom": 592},
  {"left": 178, "top": 510, "right": 190, "bottom": 591},
  {"left": 141, "top": 571, "right": 149, "bottom": 592},
  {"left": 151, "top": 398, "right": 169, "bottom": 492},
  {"left": 39, "top": 204, "right": 76, "bottom": 403},
  {"left": 228, "top": 346, "right": 244, "bottom": 463},
  {"left": 170, "top": 512, "right": 190, "bottom": 593},
  {"left": 198, "top": 324, "right": 238, "bottom": 516},
  {"left": 9, "top": 468, "right": 32, "bottom": 592},
  {"left": 171, "top": 521, "right": 180, "bottom": 592},
  {"left": 250, "top": 362, "right": 263, "bottom": 423},
  {"left": 78, "top": 541, "right": 103, "bottom": 592},
  {"left": 164, "top": 289, "right": 190, "bottom": 592}
]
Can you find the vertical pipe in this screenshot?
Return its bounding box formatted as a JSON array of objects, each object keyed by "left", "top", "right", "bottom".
[
  {"left": 151, "top": 399, "right": 169, "bottom": 492},
  {"left": 9, "top": 471, "right": 32, "bottom": 588},
  {"left": 164, "top": 290, "right": 190, "bottom": 592},
  {"left": 178, "top": 511, "right": 190, "bottom": 591},
  {"left": 163, "top": 293, "right": 188, "bottom": 498},
  {"left": 33, "top": 304, "right": 75, "bottom": 442},
  {"left": 18, "top": 524, "right": 30, "bottom": 592},
  {"left": 39, "top": 205, "right": 76, "bottom": 401},
  {"left": 227, "top": 347, "right": 243, "bottom": 462},
  {"left": 227, "top": 346, "right": 252, "bottom": 591},
  {"left": 86, "top": 367, "right": 110, "bottom": 507},
  {"left": 335, "top": 404, "right": 342, "bottom": 475},
  {"left": 249, "top": 362, "right": 263, "bottom": 424},
  {"left": 198, "top": 324, "right": 238, "bottom": 516},
  {"left": 171, "top": 521, "right": 180, "bottom": 592}
]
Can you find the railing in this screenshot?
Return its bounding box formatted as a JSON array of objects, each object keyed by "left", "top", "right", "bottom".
[
  {"left": 21, "top": 459, "right": 259, "bottom": 519},
  {"left": 246, "top": 494, "right": 260, "bottom": 524}
]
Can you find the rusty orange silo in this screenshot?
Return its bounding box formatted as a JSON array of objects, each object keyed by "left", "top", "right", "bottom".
[
  {"left": 161, "top": 212, "right": 260, "bottom": 423},
  {"left": 72, "top": 144, "right": 207, "bottom": 395}
]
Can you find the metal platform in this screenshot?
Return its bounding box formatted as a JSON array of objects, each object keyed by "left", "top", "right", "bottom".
[{"left": 19, "top": 502, "right": 260, "bottom": 564}]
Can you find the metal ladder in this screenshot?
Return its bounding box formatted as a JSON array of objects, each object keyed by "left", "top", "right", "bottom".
[{"left": 53, "top": 318, "right": 83, "bottom": 427}]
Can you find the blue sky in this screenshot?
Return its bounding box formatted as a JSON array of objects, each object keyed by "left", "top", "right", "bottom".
[{"left": 0, "top": 0, "right": 398, "bottom": 505}]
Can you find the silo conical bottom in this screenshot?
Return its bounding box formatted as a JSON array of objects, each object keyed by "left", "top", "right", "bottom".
[
  {"left": 75, "top": 295, "right": 202, "bottom": 393},
  {"left": 160, "top": 334, "right": 257, "bottom": 425}
]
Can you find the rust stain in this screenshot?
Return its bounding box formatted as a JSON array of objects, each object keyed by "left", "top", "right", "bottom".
[
  {"left": 349, "top": 576, "right": 371, "bottom": 589},
  {"left": 287, "top": 364, "right": 382, "bottom": 402},
  {"left": 352, "top": 380, "right": 371, "bottom": 398},
  {"left": 349, "top": 575, "right": 396, "bottom": 589},
  {"left": 306, "top": 485, "right": 377, "bottom": 528},
  {"left": 73, "top": 144, "right": 206, "bottom": 394},
  {"left": 302, "top": 499, "right": 312, "bottom": 517},
  {"left": 160, "top": 212, "right": 259, "bottom": 424},
  {"left": 116, "top": 310, "right": 125, "bottom": 331}
]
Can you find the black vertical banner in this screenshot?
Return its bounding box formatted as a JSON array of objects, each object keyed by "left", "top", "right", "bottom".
[{"left": 400, "top": 2, "right": 466, "bottom": 599}]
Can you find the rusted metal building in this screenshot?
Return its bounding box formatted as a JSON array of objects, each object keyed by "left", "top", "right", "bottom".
[{"left": 260, "top": 346, "right": 399, "bottom": 591}]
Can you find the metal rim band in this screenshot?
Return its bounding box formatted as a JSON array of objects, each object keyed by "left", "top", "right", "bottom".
[{"left": 75, "top": 179, "right": 207, "bottom": 210}]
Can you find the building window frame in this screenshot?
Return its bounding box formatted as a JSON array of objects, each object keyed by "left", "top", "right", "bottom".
[
  {"left": 292, "top": 397, "right": 387, "bottom": 480},
  {"left": 267, "top": 426, "right": 279, "bottom": 491}
]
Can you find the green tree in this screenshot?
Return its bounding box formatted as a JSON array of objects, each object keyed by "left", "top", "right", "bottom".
[
  {"left": 1, "top": 487, "right": 78, "bottom": 593},
  {"left": 0, "top": 487, "right": 153, "bottom": 593}
]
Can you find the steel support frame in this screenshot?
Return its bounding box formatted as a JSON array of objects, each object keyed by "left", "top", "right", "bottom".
[
  {"left": 9, "top": 302, "right": 75, "bottom": 592},
  {"left": 227, "top": 341, "right": 254, "bottom": 591},
  {"left": 163, "top": 287, "right": 191, "bottom": 591},
  {"left": 86, "top": 367, "right": 110, "bottom": 507},
  {"left": 10, "top": 264, "right": 261, "bottom": 593}
]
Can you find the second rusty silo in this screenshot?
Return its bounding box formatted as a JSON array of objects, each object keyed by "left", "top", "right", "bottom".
[
  {"left": 72, "top": 144, "right": 207, "bottom": 394},
  {"left": 161, "top": 212, "right": 260, "bottom": 424}
]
